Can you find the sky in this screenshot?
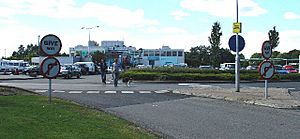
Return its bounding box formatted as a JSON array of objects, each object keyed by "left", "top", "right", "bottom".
[{"left": 0, "top": 0, "right": 300, "bottom": 59}]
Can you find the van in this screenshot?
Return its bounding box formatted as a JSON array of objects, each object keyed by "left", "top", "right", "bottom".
[
  {"left": 74, "top": 62, "right": 95, "bottom": 74},
  {"left": 220, "top": 63, "right": 235, "bottom": 70}
]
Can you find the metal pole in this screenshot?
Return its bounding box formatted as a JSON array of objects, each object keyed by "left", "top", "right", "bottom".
[
  {"left": 265, "top": 80, "right": 268, "bottom": 99},
  {"left": 235, "top": 0, "right": 240, "bottom": 92},
  {"left": 49, "top": 79, "right": 52, "bottom": 103}
]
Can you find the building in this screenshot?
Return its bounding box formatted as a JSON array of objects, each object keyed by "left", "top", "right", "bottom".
[
  {"left": 69, "top": 41, "right": 105, "bottom": 58},
  {"left": 140, "top": 46, "right": 184, "bottom": 67}
]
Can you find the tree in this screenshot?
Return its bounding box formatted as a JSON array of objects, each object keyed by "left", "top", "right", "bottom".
[
  {"left": 91, "top": 51, "right": 106, "bottom": 65},
  {"left": 208, "top": 22, "right": 222, "bottom": 67},
  {"left": 268, "top": 26, "right": 279, "bottom": 50},
  {"left": 185, "top": 45, "right": 210, "bottom": 67}
]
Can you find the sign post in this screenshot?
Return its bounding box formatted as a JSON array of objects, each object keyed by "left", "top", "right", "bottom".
[
  {"left": 40, "top": 34, "right": 62, "bottom": 103},
  {"left": 259, "top": 41, "right": 274, "bottom": 99}
]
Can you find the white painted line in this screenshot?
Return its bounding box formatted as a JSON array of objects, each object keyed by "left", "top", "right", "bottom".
[
  {"left": 86, "top": 91, "right": 100, "bottom": 94},
  {"left": 69, "top": 91, "right": 82, "bottom": 94},
  {"left": 178, "top": 83, "right": 189, "bottom": 86},
  {"left": 34, "top": 90, "right": 47, "bottom": 93},
  {"left": 155, "top": 90, "right": 169, "bottom": 93},
  {"left": 288, "top": 88, "right": 296, "bottom": 90},
  {"left": 105, "top": 91, "right": 117, "bottom": 94},
  {"left": 121, "top": 91, "right": 134, "bottom": 94},
  {"left": 53, "top": 90, "right": 65, "bottom": 93},
  {"left": 139, "top": 91, "right": 152, "bottom": 94}
]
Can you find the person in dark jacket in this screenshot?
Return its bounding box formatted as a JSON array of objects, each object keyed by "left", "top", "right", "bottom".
[{"left": 99, "top": 59, "right": 107, "bottom": 84}]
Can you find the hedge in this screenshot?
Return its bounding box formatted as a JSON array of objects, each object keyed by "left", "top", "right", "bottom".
[{"left": 121, "top": 68, "right": 300, "bottom": 81}]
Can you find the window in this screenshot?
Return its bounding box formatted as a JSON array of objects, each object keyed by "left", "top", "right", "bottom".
[
  {"left": 161, "top": 51, "right": 166, "bottom": 56},
  {"left": 167, "top": 51, "right": 171, "bottom": 56},
  {"left": 172, "top": 51, "right": 177, "bottom": 56},
  {"left": 178, "top": 51, "right": 183, "bottom": 56},
  {"left": 144, "top": 51, "right": 148, "bottom": 56},
  {"left": 149, "top": 51, "right": 154, "bottom": 56},
  {"left": 155, "top": 51, "right": 160, "bottom": 56}
]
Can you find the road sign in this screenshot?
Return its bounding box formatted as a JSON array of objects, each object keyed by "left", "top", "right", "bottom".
[
  {"left": 233, "top": 22, "right": 242, "bottom": 33},
  {"left": 258, "top": 61, "right": 274, "bottom": 80},
  {"left": 40, "top": 34, "right": 62, "bottom": 56},
  {"left": 41, "top": 57, "right": 61, "bottom": 79},
  {"left": 261, "top": 41, "right": 272, "bottom": 59},
  {"left": 228, "top": 35, "right": 245, "bottom": 52}
]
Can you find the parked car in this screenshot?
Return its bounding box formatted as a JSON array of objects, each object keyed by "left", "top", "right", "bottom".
[
  {"left": 274, "top": 65, "right": 288, "bottom": 75},
  {"left": 59, "top": 65, "right": 81, "bottom": 79},
  {"left": 246, "top": 65, "right": 258, "bottom": 70},
  {"left": 199, "top": 65, "right": 213, "bottom": 70},
  {"left": 26, "top": 65, "right": 41, "bottom": 77},
  {"left": 283, "top": 65, "right": 298, "bottom": 73}
]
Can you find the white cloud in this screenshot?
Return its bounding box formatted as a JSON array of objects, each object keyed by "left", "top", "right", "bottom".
[
  {"left": 284, "top": 12, "right": 300, "bottom": 20},
  {"left": 278, "top": 30, "right": 300, "bottom": 52},
  {"left": 0, "top": 0, "right": 159, "bottom": 28},
  {"left": 180, "top": 0, "right": 267, "bottom": 18},
  {"left": 170, "top": 10, "right": 190, "bottom": 20}
]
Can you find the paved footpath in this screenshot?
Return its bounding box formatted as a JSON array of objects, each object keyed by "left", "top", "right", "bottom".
[{"left": 174, "top": 85, "right": 300, "bottom": 109}]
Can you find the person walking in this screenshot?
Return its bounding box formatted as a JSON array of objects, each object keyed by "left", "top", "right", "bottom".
[
  {"left": 112, "top": 58, "right": 120, "bottom": 87},
  {"left": 99, "top": 59, "right": 107, "bottom": 84}
]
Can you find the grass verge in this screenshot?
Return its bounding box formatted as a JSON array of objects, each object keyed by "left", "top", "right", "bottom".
[{"left": 0, "top": 87, "right": 159, "bottom": 139}]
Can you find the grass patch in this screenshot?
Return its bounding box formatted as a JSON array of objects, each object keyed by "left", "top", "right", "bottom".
[{"left": 0, "top": 87, "right": 158, "bottom": 139}]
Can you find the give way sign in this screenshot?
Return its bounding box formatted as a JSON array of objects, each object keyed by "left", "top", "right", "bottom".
[{"left": 258, "top": 61, "right": 275, "bottom": 80}]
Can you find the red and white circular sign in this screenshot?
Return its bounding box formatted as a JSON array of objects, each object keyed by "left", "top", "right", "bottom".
[
  {"left": 261, "top": 41, "right": 272, "bottom": 59},
  {"left": 40, "top": 57, "right": 61, "bottom": 79},
  {"left": 40, "top": 34, "right": 62, "bottom": 56},
  {"left": 258, "top": 61, "right": 275, "bottom": 80}
]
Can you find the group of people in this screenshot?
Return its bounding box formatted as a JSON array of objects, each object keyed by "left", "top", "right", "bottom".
[{"left": 99, "top": 58, "right": 120, "bottom": 87}]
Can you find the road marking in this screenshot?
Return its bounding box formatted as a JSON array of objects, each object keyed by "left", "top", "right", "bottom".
[
  {"left": 104, "top": 91, "right": 117, "bottom": 94},
  {"left": 178, "top": 83, "right": 189, "bottom": 86},
  {"left": 86, "top": 91, "right": 100, "bottom": 94},
  {"left": 155, "top": 90, "right": 169, "bottom": 93},
  {"left": 53, "top": 90, "right": 65, "bottom": 93},
  {"left": 34, "top": 90, "right": 47, "bottom": 93},
  {"left": 69, "top": 91, "right": 82, "bottom": 94},
  {"left": 139, "top": 91, "right": 152, "bottom": 94},
  {"left": 121, "top": 91, "right": 134, "bottom": 94}
]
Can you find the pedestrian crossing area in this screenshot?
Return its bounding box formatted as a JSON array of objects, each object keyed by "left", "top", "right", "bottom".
[{"left": 33, "top": 89, "right": 172, "bottom": 94}]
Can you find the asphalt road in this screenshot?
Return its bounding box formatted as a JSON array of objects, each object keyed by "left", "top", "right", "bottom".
[{"left": 1, "top": 75, "right": 300, "bottom": 138}]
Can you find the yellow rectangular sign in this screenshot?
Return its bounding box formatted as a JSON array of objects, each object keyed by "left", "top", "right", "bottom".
[{"left": 233, "top": 22, "right": 242, "bottom": 33}]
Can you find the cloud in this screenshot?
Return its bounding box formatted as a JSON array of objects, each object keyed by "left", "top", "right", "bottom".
[
  {"left": 0, "top": 0, "right": 159, "bottom": 28},
  {"left": 279, "top": 30, "right": 300, "bottom": 52},
  {"left": 180, "top": 0, "right": 267, "bottom": 18},
  {"left": 170, "top": 10, "right": 190, "bottom": 20},
  {"left": 284, "top": 12, "right": 300, "bottom": 20}
]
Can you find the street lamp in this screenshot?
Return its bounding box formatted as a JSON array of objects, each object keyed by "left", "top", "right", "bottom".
[{"left": 81, "top": 26, "right": 99, "bottom": 56}]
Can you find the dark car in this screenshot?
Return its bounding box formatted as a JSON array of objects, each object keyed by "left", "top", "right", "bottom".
[
  {"left": 59, "top": 65, "right": 81, "bottom": 79},
  {"left": 26, "top": 65, "right": 41, "bottom": 77}
]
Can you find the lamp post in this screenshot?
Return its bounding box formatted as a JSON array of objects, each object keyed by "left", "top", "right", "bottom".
[{"left": 81, "top": 26, "right": 99, "bottom": 56}]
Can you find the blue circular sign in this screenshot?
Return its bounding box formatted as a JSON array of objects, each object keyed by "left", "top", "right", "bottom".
[{"left": 228, "top": 35, "right": 245, "bottom": 52}]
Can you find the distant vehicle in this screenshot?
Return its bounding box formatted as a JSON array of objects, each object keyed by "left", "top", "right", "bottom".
[
  {"left": 174, "top": 63, "right": 188, "bottom": 68},
  {"left": 59, "top": 65, "right": 81, "bottom": 79},
  {"left": 0, "top": 59, "right": 29, "bottom": 73},
  {"left": 246, "top": 65, "right": 258, "bottom": 70},
  {"left": 274, "top": 65, "right": 288, "bottom": 75},
  {"left": 199, "top": 65, "right": 213, "bottom": 69},
  {"left": 74, "top": 62, "right": 95, "bottom": 75},
  {"left": 220, "top": 63, "right": 235, "bottom": 70},
  {"left": 283, "top": 65, "right": 298, "bottom": 73},
  {"left": 26, "top": 65, "right": 41, "bottom": 77}
]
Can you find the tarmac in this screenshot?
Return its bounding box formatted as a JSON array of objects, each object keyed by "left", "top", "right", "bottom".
[{"left": 1, "top": 74, "right": 300, "bottom": 109}]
